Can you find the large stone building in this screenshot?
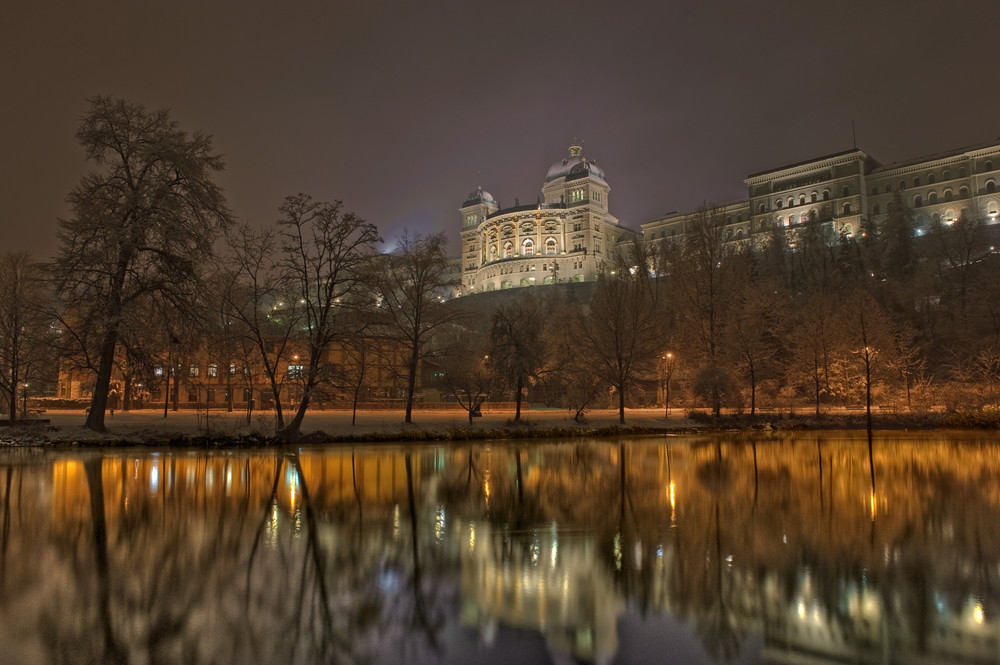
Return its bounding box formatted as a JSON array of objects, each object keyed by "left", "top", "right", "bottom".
[
  {"left": 643, "top": 141, "right": 1000, "bottom": 243},
  {"left": 458, "top": 144, "right": 639, "bottom": 295}
]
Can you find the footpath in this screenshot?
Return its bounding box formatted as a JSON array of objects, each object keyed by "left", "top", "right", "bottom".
[{"left": 0, "top": 407, "right": 698, "bottom": 445}]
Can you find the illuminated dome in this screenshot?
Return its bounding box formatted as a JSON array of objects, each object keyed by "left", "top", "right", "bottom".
[
  {"left": 544, "top": 144, "right": 607, "bottom": 184},
  {"left": 463, "top": 186, "right": 497, "bottom": 207}
]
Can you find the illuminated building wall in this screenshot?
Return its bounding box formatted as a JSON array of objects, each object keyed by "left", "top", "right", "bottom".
[{"left": 459, "top": 144, "right": 639, "bottom": 294}]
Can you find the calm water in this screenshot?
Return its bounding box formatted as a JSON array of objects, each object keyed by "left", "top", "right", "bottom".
[{"left": 2, "top": 432, "right": 1000, "bottom": 664}]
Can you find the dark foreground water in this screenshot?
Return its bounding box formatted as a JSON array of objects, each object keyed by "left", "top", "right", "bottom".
[{"left": 2, "top": 432, "right": 1000, "bottom": 665}]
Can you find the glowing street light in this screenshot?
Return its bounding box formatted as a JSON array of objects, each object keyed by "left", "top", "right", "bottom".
[{"left": 661, "top": 353, "right": 676, "bottom": 418}]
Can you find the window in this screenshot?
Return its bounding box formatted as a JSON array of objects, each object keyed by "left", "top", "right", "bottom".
[
  {"left": 960, "top": 186, "right": 969, "bottom": 197},
  {"left": 229, "top": 363, "right": 237, "bottom": 374},
  {"left": 913, "top": 177, "right": 920, "bottom": 187},
  {"left": 154, "top": 365, "right": 164, "bottom": 377},
  {"left": 189, "top": 364, "right": 200, "bottom": 378},
  {"left": 799, "top": 195, "right": 806, "bottom": 205},
  {"left": 944, "top": 190, "right": 953, "bottom": 202},
  {"left": 929, "top": 192, "right": 938, "bottom": 204},
  {"left": 288, "top": 364, "right": 304, "bottom": 379},
  {"left": 943, "top": 170, "right": 950, "bottom": 180},
  {"left": 914, "top": 195, "right": 923, "bottom": 207},
  {"left": 928, "top": 173, "right": 936, "bottom": 184},
  {"left": 987, "top": 161, "right": 994, "bottom": 171},
  {"left": 811, "top": 192, "right": 818, "bottom": 202},
  {"left": 207, "top": 363, "right": 218, "bottom": 378},
  {"left": 873, "top": 204, "right": 880, "bottom": 215},
  {"left": 523, "top": 239, "right": 534, "bottom": 256},
  {"left": 787, "top": 197, "right": 794, "bottom": 208},
  {"left": 776, "top": 199, "right": 783, "bottom": 209},
  {"left": 899, "top": 180, "right": 906, "bottom": 190},
  {"left": 842, "top": 186, "right": 850, "bottom": 197},
  {"left": 843, "top": 203, "right": 852, "bottom": 215},
  {"left": 545, "top": 238, "right": 557, "bottom": 255},
  {"left": 988, "top": 181, "right": 997, "bottom": 194},
  {"left": 503, "top": 241, "right": 513, "bottom": 258},
  {"left": 823, "top": 190, "right": 830, "bottom": 200},
  {"left": 759, "top": 203, "right": 766, "bottom": 213}
]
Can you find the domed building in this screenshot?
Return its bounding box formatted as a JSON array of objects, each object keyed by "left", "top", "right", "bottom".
[{"left": 458, "top": 144, "right": 638, "bottom": 295}]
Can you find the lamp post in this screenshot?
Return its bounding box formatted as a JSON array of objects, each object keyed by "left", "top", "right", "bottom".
[{"left": 662, "top": 353, "right": 676, "bottom": 419}]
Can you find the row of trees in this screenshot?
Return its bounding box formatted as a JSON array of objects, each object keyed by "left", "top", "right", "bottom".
[{"left": 5, "top": 96, "right": 1000, "bottom": 434}]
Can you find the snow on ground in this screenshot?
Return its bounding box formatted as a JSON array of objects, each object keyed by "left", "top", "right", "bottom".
[{"left": 3, "top": 407, "right": 693, "bottom": 444}]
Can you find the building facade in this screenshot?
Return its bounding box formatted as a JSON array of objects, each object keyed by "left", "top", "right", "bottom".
[
  {"left": 643, "top": 141, "right": 1000, "bottom": 243},
  {"left": 458, "top": 144, "right": 639, "bottom": 295}
]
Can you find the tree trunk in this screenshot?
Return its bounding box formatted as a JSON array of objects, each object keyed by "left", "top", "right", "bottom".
[
  {"left": 404, "top": 346, "right": 419, "bottom": 424},
  {"left": 85, "top": 329, "right": 118, "bottom": 432},
  {"left": 514, "top": 375, "right": 523, "bottom": 422},
  {"left": 619, "top": 384, "right": 626, "bottom": 424}
]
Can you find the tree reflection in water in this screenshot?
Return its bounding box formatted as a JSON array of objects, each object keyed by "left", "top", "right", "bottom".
[{"left": 2, "top": 433, "right": 1000, "bottom": 664}]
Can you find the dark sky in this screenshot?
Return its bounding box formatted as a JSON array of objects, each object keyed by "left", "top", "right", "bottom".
[{"left": 3, "top": 0, "right": 999, "bottom": 258}]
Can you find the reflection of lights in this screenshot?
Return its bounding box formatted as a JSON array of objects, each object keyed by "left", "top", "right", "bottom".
[
  {"left": 798, "top": 602, "right": 807, "bottom": 620},
  {"left": 870, "top": 491, "right": 877, "bottom": 519},
  {"left": 614, "top": 533, "right": 622, "bottom": 571},
  {"left": 483, "top": 469, "right": 491, "bottom": 505},
  {"left": 469, "top": 522, "right": 476, "bottom": 551},
  {"left": 225, "top": 468, "right": 233, "bottom": 496},
  {"left": 973, "top": 598, "right": 985, "bottom": 626},
  {"left": 267, "top": 499, "right": 279, "bottom": 547},
  {"left": 434, "top": 505, "right": 446, "bottom": 542},
  {"left": 668, "top": 481, "right": 675, "bottom": 509},
  {"left": 550, "top": 522, "right": 558, "bottom": 568},
  {"left": 393, "top": 505, "right": 400, "bottom": 541},
  {"left": 150, "top": 463, "right": 159, "bottom": 492}
]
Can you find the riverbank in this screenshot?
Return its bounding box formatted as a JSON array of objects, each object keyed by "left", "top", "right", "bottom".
[{"left": 0, "top": 406, "right": 981, "bottom": 446}]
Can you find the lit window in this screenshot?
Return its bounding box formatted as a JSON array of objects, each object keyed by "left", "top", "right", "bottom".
[
  {"left": 229, "top": 363, "right": 237, "bottom": 374},
  {"left": 154, "top": 365, "right": 163, "bottom": 377},
  {"left": 523, "top": 239, "right": 534, "bottom": 256},
  {"left": 288, "top": 364, "right": 304, "bottom": 379},
  {"left": 189, "top": 365, "right": 200, "bottom": 378},
  {"left": 546, "top": 238, "right": 557, "bottom": 255},
  {"left": 207, "top": 363, "right": 218, "bottom": 378}
]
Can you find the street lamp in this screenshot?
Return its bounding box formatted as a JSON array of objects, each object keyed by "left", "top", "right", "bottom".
[{"left": 662, "top": 353, "right": 676, "bottom": 419}]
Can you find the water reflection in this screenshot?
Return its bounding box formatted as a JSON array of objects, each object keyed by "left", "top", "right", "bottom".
[{"left": 1, "top": 432, "right": 1000, "bottom": 664}]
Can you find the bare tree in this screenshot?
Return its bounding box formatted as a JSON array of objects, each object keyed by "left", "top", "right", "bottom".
[
  {"left": 276, "top": 194, "right": 380, "bottom": 438},
  {"left": 0, "top": 252, "right": 52, "bottom": 422},
  {"left": 373, "top": 231, "right": 462, "bottom": 424},
  {"left": 435, "top": 322, "right": 497, "bottom": 425},
  {"left": 489, "top": 294, "right": 546, "bottom": 422},
  {"left": 576, "top": 240, "right": 664, "bottom": 423},
  {"left": 50, "top": 96, "right": 232, "bottom": 432}
]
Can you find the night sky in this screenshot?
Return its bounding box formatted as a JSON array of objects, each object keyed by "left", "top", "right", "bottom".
[{"left": 3, "top": 0, "right": 999, "bottom": 258}]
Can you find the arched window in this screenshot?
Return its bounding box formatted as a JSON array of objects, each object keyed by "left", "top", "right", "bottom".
[
  {"left": 799, "top": 195, "right": 806, "bottom": 205},
  {"left": 843, "top": 203, "right": 852, "bottom": 215},
  {"left": 899, "top": 180, "right": 906, "bottom": 190},
  {"left": 737, "top": 229, "right": 745, "bottom": 239},
  {"left": 928, "top": 173, "right": 936, "bottom": 184},
  {"left": 788, "top": 215, "right": 797, "bottom": 225},
  {"left": 885, "top": 184, "right": 892, "bottom": 193},
  {"left": 489, "top": 244, "right": 497, "bottom": 261},
  {"left": 929, "top": 192, "right": 938, "bottom": 204},
  {"left": 823, "top": 190, "right": 830, "bottom": 200},
  {"left": 811, "top": 192, "right": 818, "bottom": 202},
  {"left": 522, "top": 239, "right": 534, "bottom": 256},
  {"left": 914, "top": 195, "right": 923, "bottom": 207},
  {"left": 736, "top": 214, "right": 743, "bottom": 223},
  {"left": 787, "top": 197, "right": 794, "bottom": 207},
  {"left": 776, "top": 199, "right": 783, "bottom": 209},
  {"left": 842, "top": 186, "right": 850, "bottom": 197},
  {"left": 759, "top": 203, "right": 766, "bottom": 213},
  {"left": 987, "top": 180, "right": 997, "bottom": 194},
  {"left": 873, "top": 204, "right": 881, "bottom": 215},
  {"left": 944, "top": 190, "right": 953, "bottom": 202},
  {"left": 960, "top": 186, "right": 969, "bottom": 197},
  {"left": 943, "top": 170, "right": 950, "bottom": 180},
  {"left": 987, "top": 160, "right": 994, "bottom": 171},
  {"left": 778, "top": 217, "right": 784, "bottom": 226},
  {"left": 913, "top": 177, "right": 921, "bottom": 187},
  {"left": 503, "top": 241, "right": 513, "bottom": 259},
  {"left": 545, "top": 238, "right": 556, "bottom": 255}
]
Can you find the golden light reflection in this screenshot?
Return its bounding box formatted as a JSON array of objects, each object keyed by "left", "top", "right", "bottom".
[
  {"left": 974, "top": 600, "right": 985, "bottom": 626},
  {"left": 869, "top": 491, "right": 877, "bottom": 519},
  {"left": 469, "top": 522, "right": 476, "bottom": 551}
]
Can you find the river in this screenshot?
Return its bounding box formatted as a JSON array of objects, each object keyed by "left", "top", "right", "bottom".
[{"left": 1, "top": 431, "right": 998, "bottom": 664}]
